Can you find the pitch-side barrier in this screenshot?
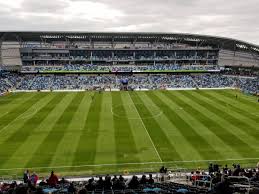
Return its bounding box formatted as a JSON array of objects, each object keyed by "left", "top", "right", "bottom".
[{"left": 11, "top": 87, "right": 236, "bottom": 93}]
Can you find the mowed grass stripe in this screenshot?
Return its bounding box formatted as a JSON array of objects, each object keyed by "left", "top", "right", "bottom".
[
  {"left": 139, "top": 91, "right": 202, "bottom": 161},
  {"left": 148, "top": 91, "right": 221, "bottom": 160},
  {"left": 0, "top": 93, "right": 25, "bottom": 106},
  {"left": 190, "top": 91, "right": 259, "bottom": 140},
  {"left": 73, "top": 93, "right": 102, "bottom": 165},
  {"left": 0, "top": 93, "right": 47, "bottom": 132},
  {"left": 201, "top": 91, "right": 259, "bottom": 124},
  {"left": 219, "top": 90, "right": 258, "bottom": 109},
  {"left": 215, "top": 90, "right": 259, "bottom": 114},
  {"left": 0, "top": 94, "right": 52, "bottom": 142},
  {"left": 26, "top": 93, "right": 85, "bottom": 168},
  {"left": 129, "top": 91, "right": 182, "bottom": 161},
  {"left": 162, "top": 91, "right": 241, "bottom": 159},
  {"left": 212, "top": 90, "right": 259, "bottom": 113},
  {"left": 178, "top": 91, "right": 259, "bottom": 157},
  {"left": 111, "top": 92, "right": 140, "bottom": 163},
  {"left": 8, "top": 93, "right": 72, "bottom": 169},
  {"left": 0, "top": 93, "right": 30, "bottom": 119},
  {"left": 50, "top": 93, "right": 91, "bottom": 167},
  {"left": 156, "top": 91, "right": 241, "bottom": 160},
  {"left": 94, "top": 92, "right": 116, "bottom": 164},
  {"left": 0, "top": 93, "right": 66, "bottom": 167}
]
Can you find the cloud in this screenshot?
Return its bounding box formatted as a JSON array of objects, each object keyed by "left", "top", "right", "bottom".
[{"left": 0, "top": 0, "right": 258, "bottom": 45}]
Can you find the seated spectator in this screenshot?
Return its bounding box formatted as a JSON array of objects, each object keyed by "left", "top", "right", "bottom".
[
  {"left": 104, "top": 174, "right": 112, "bottom": 190},
  {"left": 139, "top": 175, "right": 148, "bottom": 184},
  {"left": 112, "top": 175, "right": 118, "bottom": 183},
  {"left": 39, "top": 178, "right": 48, "bottom": 186},
  {"left": 68, "top": 183, "right": 77, "bottom": 194},
  {"left": 96, "top": 176, "right": 104, "bottom": 190},
  {"left": 60, "top": 177, "right": 69, "bottom": 184},
  {"left": 85, "top": 178, "right": 95, "bottom": 191},
  {"left": 119, "top": 175, "right": 124, "bottom": 182},
  {"left": 213, "top": 176, "right": 233, "bottom": 194},
  {"left": 232, "top": 164, "right": 241, "bottom": 176},
  {"left": 128, "top": 175, "right": 139, "bottom": 189},
  {"left": 160, "top": 166, "right": 166, "bottom": 173},
  {"left": 250, "top": 172, "right": 259, "bottom": 182},
  {"left": 148, "top": 174, "right": 154, "bottom": 184},
  {"left": 78, "top": 188, "right": 88, "bottom": 194}
]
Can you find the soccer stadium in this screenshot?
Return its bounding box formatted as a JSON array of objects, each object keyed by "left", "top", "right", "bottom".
[{"left": 0, "top": 31, "right": 258, "bottom": 193}]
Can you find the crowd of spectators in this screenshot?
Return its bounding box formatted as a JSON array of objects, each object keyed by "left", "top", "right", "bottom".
[
  {"left": 21, "top": 64, "right": 219, "bottom": 73},
  {"left": 0, "top": 170, "right": 209, "bottom": 194},
  {"left": 239, "top": 77, "right": 258, "bottom": 94},
  {"left": 2, "top": 163, "right": 259, "bottom": 194},
  {"left": 205, "top": 163, "right": 259, "bottom": 194},
  {"left": 0, "top": 73, "right": 258, "bottom": 95}
]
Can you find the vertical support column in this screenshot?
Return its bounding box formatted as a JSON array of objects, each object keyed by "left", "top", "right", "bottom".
[
  {"left": 0, "top": 40, "right": 2, "bottom": 66},
  {"left": 206, "top": 50, "right": 209, "bottom": 65},
  {"left": 112, "top": 51, "right": 114, "bottom": 65},
  {"left": 68, "top": 50, "right": 71, "bottom": 65},
  {"left": 174, "top": 51, "right": 177, "bottom": 65},
  {"left": 232, "top": 42, "right": 236, "bottom": 66},
  {"left": 90, "top": 51, "right": 93, "bottom": 65},
  {"left": 153, "top": 51, "right": 156, "bottom": 66},
  {"left": 194, "top": 51, "right": 197, "bottom": 65},
  {"left": 133, "top": 51, "right": 136, "bottom": 65}
]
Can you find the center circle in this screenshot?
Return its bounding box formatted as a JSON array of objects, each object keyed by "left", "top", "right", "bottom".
[{"left": 112, "top": 103, "right": 162, "bottom": 119}]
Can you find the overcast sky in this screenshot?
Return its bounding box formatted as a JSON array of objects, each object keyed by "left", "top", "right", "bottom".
[{"left": 0, "top": 0, "right": 258, "bottom": 44}]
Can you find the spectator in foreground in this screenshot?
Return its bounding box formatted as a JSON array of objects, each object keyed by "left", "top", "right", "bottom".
[
  {"left": 148, "top": 174, "right": 154, "bottom": 184},
  {"left": 119, "top": 175, "right": 124, "bottom": 182},
  {"left": 159, "top": 166, "right": 167, "bottom": 173},
  {"left": 60, "top": 177, "right": 69, "bottom": 184},
  {"left": 128, "top": 175, "right": 139, "bottom": 189},
  {"left": 79, "top": 188, "right": 88, "bottom": 194},
  {"left": 85, "top": 178, "right": 95, "bottom": 191},
  {"left": 48, "top": 171, "right": 59, "bottom": 187},
  {"left": 30, "top": 172, "right": 39, "bottom": 186},
  {"left": 67, "top": 182, "right": 77, "bottom": 194},
  {"left": 139, "top": 175, "right": 148, "bottom": 184},
  {"left": 213, "top": 176, "right": 232, "bottom": 194},
  {"left": 96, "top": 176, "right": 104, "bottom": 190},
  {"left": 23, "top": 170, "right": 30, "bottom": 183}
]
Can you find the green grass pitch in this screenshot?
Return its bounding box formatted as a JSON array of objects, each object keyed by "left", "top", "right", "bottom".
[{"left": 0, "top": 90, "right": 258, "bottom": 177}]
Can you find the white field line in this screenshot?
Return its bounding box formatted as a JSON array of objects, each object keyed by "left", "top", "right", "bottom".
[
  {"left": 1, "top": 158, "right": 259, "bottom": 171},
  {"left": 127, "top": 92, "right": 163, "bottom": 163}
]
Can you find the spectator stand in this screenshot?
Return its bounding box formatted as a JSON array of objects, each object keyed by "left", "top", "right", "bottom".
[
  {"left": 227, "top": 176, "right": 252, "bottom": 193},
  {"left": 0, "top": 174, "right": 18, "bottom": 184}
]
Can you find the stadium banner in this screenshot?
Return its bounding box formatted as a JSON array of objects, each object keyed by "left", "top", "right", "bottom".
[
  {"left": 11, "top": 87, "right": 236, "bottom": 93},
  {"left": 198, "top": 87, "right": 235, "bottom": 90},
  {"left": 166, "top": 87, "right": 236, "bottom": 91},
  {"left": 110, "top": 89, "right": 120, "bottom": 91},
  {"left": 13, "top": 90, "right": 38, "bottom": 93},
  {"left": 134, "top": 88, "right": 149, "bottom": 91},
  {"left": 166, "top": 88, "right": 196, "bottom": 91}
]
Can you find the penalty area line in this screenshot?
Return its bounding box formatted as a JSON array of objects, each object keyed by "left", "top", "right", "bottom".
[{"left": 1, "top": 158, "right": 259, "bottom": 171}]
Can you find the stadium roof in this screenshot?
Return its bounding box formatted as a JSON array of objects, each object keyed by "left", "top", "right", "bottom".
[{"left": 1, "top": 31, "right": 259, "bottom": 53}]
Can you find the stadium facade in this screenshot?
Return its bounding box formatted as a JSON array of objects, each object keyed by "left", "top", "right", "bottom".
[
  {"left": 0, "top": 31, "right": 259, "bottom": 70},
  {"left": 0, "top": 32, "right": 258, "bottom": 95}
]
